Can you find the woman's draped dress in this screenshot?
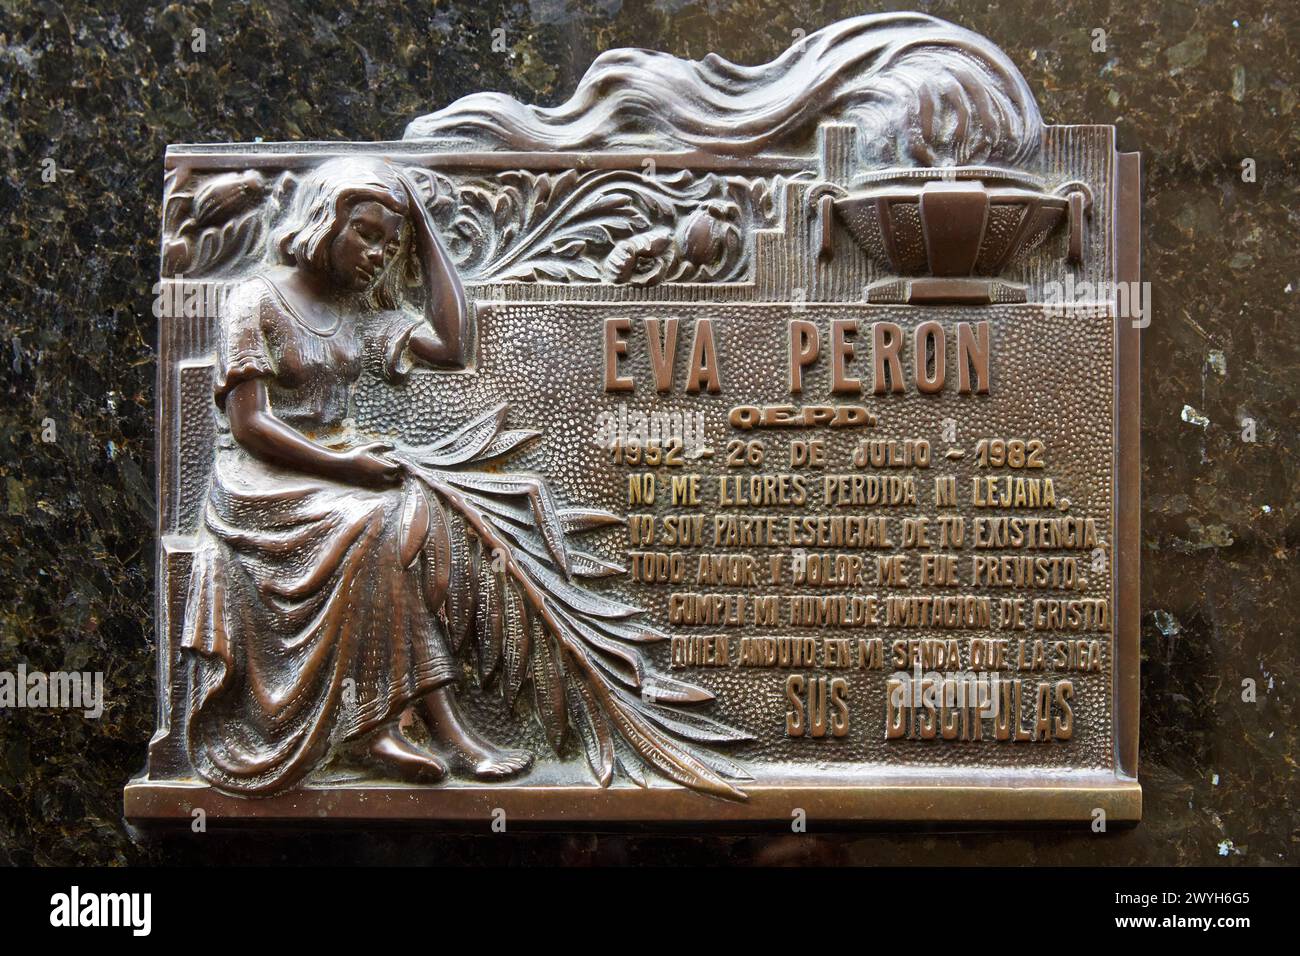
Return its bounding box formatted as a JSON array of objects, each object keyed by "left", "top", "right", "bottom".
[{"left": 182, "top": 275, "right": 454, "bottom": 794}]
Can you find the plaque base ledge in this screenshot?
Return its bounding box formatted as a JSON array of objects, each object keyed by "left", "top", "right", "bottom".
[{"left": 124, "top": 776, "right": 1140, "bottom": 827}]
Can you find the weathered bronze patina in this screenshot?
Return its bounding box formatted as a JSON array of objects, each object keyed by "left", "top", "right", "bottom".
[{"left": 127, "top": 12, "right": 1141, "bottom": 825}]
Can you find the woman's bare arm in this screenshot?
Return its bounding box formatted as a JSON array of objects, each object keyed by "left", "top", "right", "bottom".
[
  {"left": 400, "top": 177, "right": 471, "bottom": 369},
  {"left": 227, "top": 379, "right": 399, "bottom": 486}
]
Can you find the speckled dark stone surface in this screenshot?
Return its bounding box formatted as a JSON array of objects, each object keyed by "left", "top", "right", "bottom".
[{"left": 0, "top": 0, "right": 1294, "bottom": 865}]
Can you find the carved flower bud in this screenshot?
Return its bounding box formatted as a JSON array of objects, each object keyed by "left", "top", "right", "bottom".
[
  {"left": 679, "top": 206, "right": 721, "bottom": 266},
  {"left": 192, "top": 170, "right": 268, "bottom": 229}
]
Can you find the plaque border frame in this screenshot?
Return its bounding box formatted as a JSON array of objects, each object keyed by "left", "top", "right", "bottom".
[{"left": 126, "top": 140, "right": 1141, "bottom": 828}]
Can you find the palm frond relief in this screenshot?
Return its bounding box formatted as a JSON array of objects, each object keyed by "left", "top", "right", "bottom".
[{"left": 397, "top": 404, "right": 752, "bottom": 799}]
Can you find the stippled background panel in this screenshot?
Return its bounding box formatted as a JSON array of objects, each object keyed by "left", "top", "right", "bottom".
[{"left": 355, "top": 300, "right": 1116, "bottom": 778}]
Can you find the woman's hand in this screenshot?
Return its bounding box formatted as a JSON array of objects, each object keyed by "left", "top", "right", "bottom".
[
  {"left": 337, "top": 441, "right": 402, "bottom": 487},
  {"left": 228, "top": 380, "right": 404, "bottom": 487}
]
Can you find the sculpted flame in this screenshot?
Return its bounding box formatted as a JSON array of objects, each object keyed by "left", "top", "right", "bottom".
[{"left": 406, "top": 13, "right": 1042, "bottom": 169}]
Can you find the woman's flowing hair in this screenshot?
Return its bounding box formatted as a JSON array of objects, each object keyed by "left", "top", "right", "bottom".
[{"left": 273, "top": 156, "right": 415, "bottom": 310}]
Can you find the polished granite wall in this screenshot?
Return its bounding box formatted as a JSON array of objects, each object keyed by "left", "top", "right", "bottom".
[{"left": 0, "top": 0, "right": 1294, "bottom": 865}]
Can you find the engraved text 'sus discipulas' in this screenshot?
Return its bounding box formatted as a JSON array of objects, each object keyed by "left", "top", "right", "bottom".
[{"left": 128, "top": 12, "right": 1142, "bottom": 824}]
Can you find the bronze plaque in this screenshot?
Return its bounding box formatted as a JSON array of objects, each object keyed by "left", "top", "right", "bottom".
[{"left": 127, "top": 12, "right": 1141, "bottom": 825}]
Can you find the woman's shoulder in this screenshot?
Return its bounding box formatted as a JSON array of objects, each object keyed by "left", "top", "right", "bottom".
[
  {"left": 223, "top": 271, "right": 296, "bottom": 332},
  {"left": 224, "top": 272, "right": 272, "bottom": 311}
]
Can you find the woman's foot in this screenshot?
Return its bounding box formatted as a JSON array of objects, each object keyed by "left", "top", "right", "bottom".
[
  {"left": 422, "top": 687, "right": 534, "bottom": 780},
  {"left": 361, "top": 724, "right": 448, "bottom": 783}
]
